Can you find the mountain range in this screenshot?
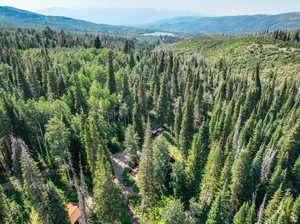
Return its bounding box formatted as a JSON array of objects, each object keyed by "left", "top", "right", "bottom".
[
  {"left": 139, "top": 13, "right": 300, "bottom": 34},
  {"left": 0, "top": 6, "right": 149, "bottom": 36},
  {"left": 36, "top": 8, "right": 204, "bottom": 25},
  {"left": 1, "top": 6, "right": 300, "bottom": 36}
]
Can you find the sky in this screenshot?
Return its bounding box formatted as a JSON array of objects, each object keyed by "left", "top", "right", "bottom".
[{"left": 1, "top": 0, "right": 300, "bottom": 15}]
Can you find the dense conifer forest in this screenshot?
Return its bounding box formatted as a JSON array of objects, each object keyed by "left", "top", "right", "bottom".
[{"left": 0, "top": 27, "right": 300, "bottom": 224}]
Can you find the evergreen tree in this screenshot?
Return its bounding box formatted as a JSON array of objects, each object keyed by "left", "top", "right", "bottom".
[
  {"left": 45, "top": 116, "right": 71, "bottom": 164},
  {"left": 132, "top": 102, "right": 144, "bottom": 145},
  {"left": 129, "top": 52, "right": 135, "bottom": 68},
  {"left": 265, "top": 185, "right": 283, "bottom": 220},
  {"left": 206, "top": 192, "right": 228, "bottom": 224},
  {"left": 174, "top": 97, "right": 183, "bottom": 146},
  {"left": 94, "top": 36, "right": 102, "bottom": 49},
  {"left": 171, "top": 160, "right": 186, "bottom": 200},
  {"left": 0, "top": 187, "right": 24, "bottom": 224},
  {"left": 20, "top": 138, "right": 69, "bottom": 224},
  {"left": 194, "top": 83, "right": 204, "bottom": 128},
  {"left": 93, "top": 153, "right": 124, "bottom": 223},
  {"left": 185, "top": 122, "right": 209, "bottom": 200},
  {"left": 157, "top": 73, "right": 169, "bottom": 125},
  {"left": 107, "top": 50, "right": 117, "bottom": 94},
  {"left": 230, "top": 148, "right": 252, "bottom": 210},
  {"left": 161, "top": 198, "right": 188, "bottom": 224},
  {"left": 137, "top": 119, "right": 155, "bottom": 213},
  {"left": 138, "top": 81, "right": 148, "bottom": 120},
  {"left": 47, "top": 69, "right": 57, "bottom": 99},
  {"left": 291, "top": 195, "right": 300, "bottom": 224},
  {"left": 233, "top": 202, "right": 255, "bottom": 224},
  {"left": 46, "top": 182, "right": 70, "bottom": 224},
  {"left": 199, "top": 143, "right": 223, "bottom": 208},
  {"left": 179, "top": 96, "right": 194, "bottom": 156},
  {"left": 254, "top": 63, "right": 262, "bottom": 101},
  {"left": 153, "top": 136, "right": 171, "bottom": 196},
  {"left": 17, "top": 64, "right": 32, "bottom": 99},
  {"left": 124, "top": 125, "right": 140, "bottom": 166}
]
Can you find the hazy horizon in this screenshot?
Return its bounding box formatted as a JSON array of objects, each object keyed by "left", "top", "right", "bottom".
[{"left": 0, "top": 0, "right": 300, "bottom": 16}]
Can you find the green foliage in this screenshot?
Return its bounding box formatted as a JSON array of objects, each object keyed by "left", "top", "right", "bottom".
[
  {"left": 157, "top": 74, "right": 170, "bottom": 125},
  {"left": 1, "top": 26, "right": 300, "bottom": 224},
  {"left": 179, "top": 96, "right": 194, "bottom": 156},
  {"left": 185, "top": 122, "right": 209, "bottom": 200},
  {"left": 206, "top": 193, "right": 228, "bottom": 224},
  {"left": 93, "top": 153, "right": 125, "bottom": 223},
  {"left": 107, "top": 50, "right": 117, "bottom": 94},
  {"left": 233, "top": 202, "right": 255, "bottom": 224},
  {"left": 45, "top": 116, "right": 71, "bottom": 164},
  {"left": 152, "top": 136, "right": 171, "bottom": 197},
  {"left": 94, "top": 36, "right": 102, "bottom": 49},
  {"left": 160, "top": 198, "right": 189, "bottom": 224},
  {"left": 137, "top": 119, "right": 156, "bottom": 213},
  {"left": 124, "top": 125, "right": 140, "bottom": 166}
]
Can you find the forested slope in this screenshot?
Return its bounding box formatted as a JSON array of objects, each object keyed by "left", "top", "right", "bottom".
[
  {"left": 0, "top": 6, "right": 149, "bottom": 36},
  {"left": 0, "top": 28, "right": 300, "bottom": 224},
  {"left": 169, "top": 31, "right": 300, "bottom": 79},
  {"left": 140, "top": 12, "right": 300, "bottom": 34}
]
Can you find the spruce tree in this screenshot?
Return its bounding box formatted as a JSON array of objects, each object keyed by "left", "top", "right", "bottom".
[
  {"left": 193, "top": 83, "right": 204, "bottom": 129},
  {"left": 185, "top": 122, "right": 209, "bottom": 200},
  {"left": 161, "top": 198, "right": 188, "bottom": 224},
  {"left": 138, "top": 81, "right": 148, "bottom": 120},
  {"left": 174, "top": 97, "right": 183, "bottom": 146},
  {"left": 254, "top": 63, "right": 262, "bottom": 102},
  {"left": 291, "top": 195, "right": 300, "bottom": 224},
  {"left": 133, "top": 102, "right": 144, "bottom": 145},
  {"left": 47, "top": 69, "right": 57, "bottom": 99},
  {"left": 230, "top": 148, "right": 252, "bottom": 210},
  {"left": 93, "top": 153, "right": 124, "bottom": 223},
  {"left": 107, "top": 50, "right": 117, "bottom": 94},
  {"left": 153, "top": 136, "right": 171, "bottom": 196},
  {"left": 124, "top": 125, "right": 140, "bottom": 166},
  {"left": 129, "top": 52, "right": 135, "bottom": 68},
  {"left": 156, "top": 73, "right": 169, "bottom": 125},
  {"left": 46, "top": 182, "right": 70, "bottom": 224},
  {"left": 137, "top": 119, "right": 155, "bottom": 213},
  {"left": 171, "top": 60, "right": 179, "bottom": 99},
  {"left": 17, "top": 64, "right": 32, "bottom": 99},
  {"left": 179, "top": 96, "right": 194, "bottom": 156},
  {"left": 233, "top": 202, "right": 255, "bottom": 224},
  {"left": 171, "top": 160, "right": 186, "bottom": 201},
  {"left": 265, "top": 185, "right": 283, "bottom": 220},
  {"left": 94, "top": 36, "right": 102, "bottom": 49},
  {"left": 20, "top": 138, "right": 69, "bottom": 224},
  {"left": 199, "top": 143, "right": 223, "bottom": 208},
  {"left": 206, "top": 193, "right": 227, "bottom": 224}
]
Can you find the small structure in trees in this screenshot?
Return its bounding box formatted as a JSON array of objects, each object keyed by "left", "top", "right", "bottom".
[
  {"left": 152, "top": 127, "right": 165, "bottom": 138},
  {"left": 65, "top": 203, "right": 80, "bottom": 224}
]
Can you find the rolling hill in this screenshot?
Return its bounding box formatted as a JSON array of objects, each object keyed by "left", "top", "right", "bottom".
[
  {"left": 139, "top": 13, "right": 300, "bottom": 34},
  {"left": 37, "top": 8, "right": 205, "bottom": 25},
  {"left": 0, "top": 6, "right": 150, "bottom": 36},
  {"left": 168, "top": 34, "right": 300, "bottom": 79}
]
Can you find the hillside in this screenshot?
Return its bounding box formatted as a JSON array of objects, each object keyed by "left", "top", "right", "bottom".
[
  {"left": 37, "top": 8, "right": 205, "bottom": 25},
  {"left": 140, "top": 12, "right": 300, "bottom": 34},
  {"left": 0, "top": 6, "right": 149, "bottom": 35},
  {"left": 168, "top": 34, "right": 300, "bottom": 78}
]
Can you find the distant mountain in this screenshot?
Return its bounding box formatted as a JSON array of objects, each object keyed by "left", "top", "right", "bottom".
[
  {"left": 0, "top": 6, "right": 149, "bottom": 35},
  {"left": 37, "top": 8, "right": 205, "bottom": 25},
  {"left": 139, "top": 13, "right": 300, "bottom": 34}
]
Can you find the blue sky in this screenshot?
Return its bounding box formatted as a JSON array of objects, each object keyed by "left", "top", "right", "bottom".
[{"left": 1, "top": 0, "right": 300, "bottom": 15}]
